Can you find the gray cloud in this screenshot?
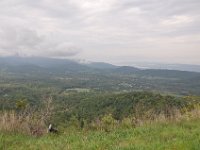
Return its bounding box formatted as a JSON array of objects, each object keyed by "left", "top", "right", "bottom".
[
  {"left": 0, "top": 25, "right": 81, "bottom": 57},
  {"left": 0, "top": 0, "right": 200, "bottom": 64}
]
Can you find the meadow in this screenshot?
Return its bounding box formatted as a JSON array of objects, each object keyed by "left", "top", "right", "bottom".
[{"left": 1, "top": 119, "right": 200, "bottom": 150}]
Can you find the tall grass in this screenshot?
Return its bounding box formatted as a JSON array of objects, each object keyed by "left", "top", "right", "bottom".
[
  {"left": 0, "top": 110, "right": 46, "bottom": 136},
  {"left": 0, "top": 102, "right": 200, "bottom": 135},
  {"left": 0, "top": 97, "right": 55, "bottom": 136}
]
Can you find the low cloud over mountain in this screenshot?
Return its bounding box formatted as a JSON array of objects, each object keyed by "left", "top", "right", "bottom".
[{"left": 0, "top": 0, "right": 199, "bottom": 64}]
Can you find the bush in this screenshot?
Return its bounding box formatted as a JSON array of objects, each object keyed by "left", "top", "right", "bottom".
[
  {"left": 121, "top": 117, "right": 135, "bottom": 129},
  {"left": 101, "top": 114, "right": 117, "bottom": 132}
]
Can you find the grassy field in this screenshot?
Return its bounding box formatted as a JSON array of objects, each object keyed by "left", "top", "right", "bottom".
[{"left": 0, "top": 119, "right": 200, "bottom": 150}]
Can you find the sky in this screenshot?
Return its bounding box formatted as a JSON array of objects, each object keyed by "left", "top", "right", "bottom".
[{"left": 0, "top": 0, "right": 200, "bottom": 65}]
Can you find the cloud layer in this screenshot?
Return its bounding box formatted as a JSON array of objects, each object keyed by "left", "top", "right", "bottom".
[{"left": 0, "top": 0, "right": 200, "bottom": 64}]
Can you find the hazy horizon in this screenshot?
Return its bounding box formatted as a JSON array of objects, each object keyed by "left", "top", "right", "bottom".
[
  {"left": 0, "top": 0, "right": 200, "bottom": 65},
  {"left": 1, "top": 55, "right": 200, "bottom": 68}
]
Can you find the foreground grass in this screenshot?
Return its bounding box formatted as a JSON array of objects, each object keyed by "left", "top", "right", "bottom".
[{"left": 1, "top": 119, "right": 200, "bottom": 150}]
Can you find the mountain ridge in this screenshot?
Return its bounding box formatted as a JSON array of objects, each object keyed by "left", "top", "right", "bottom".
[{"left": 1, "top": 56, "right": 200, "bottom": 74}]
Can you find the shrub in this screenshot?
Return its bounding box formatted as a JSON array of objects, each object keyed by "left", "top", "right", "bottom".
[
  {"left": 121, "top": 117, "right": 135, "bottom": 129},
  {"left": 101, "top": 114, "right": 117, "bottom": 132}
]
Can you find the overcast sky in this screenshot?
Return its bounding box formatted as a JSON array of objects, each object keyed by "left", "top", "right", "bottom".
[{"left": 0, "top": 0, "right": 200, "bottom": 65}]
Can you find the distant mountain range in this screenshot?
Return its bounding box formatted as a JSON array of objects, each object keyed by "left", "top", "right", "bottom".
[
  {"left": 85, "top": 62, "right": 117, "bottom": 69},
  {"left": 129, "top": 63, "right": 200, "bottom": 73},
  {"left": 0, "top": 56, "right": 200, "bottom": 73},
  {"left": 86, "top": 62, "right": 200, "bottom": 73}
]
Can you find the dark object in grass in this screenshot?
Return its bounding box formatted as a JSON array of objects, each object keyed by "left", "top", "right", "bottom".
[{"left": 48, "top": 124, "right": 58, "bottom": 134}]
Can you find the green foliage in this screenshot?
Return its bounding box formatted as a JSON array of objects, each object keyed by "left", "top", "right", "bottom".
[
  {"left": 121, "top": 117, "right": 135, "bottom": 129},
  {"left": 68, "top": 116, "right": 80, "bottom": 129},
  {"left": 0, "top": 86, "right": 198, "bottom": 128},
  {"left": 57, "top": 91, "right": 190, "bottom": 124},
  {"left": 15, "top": 99, "right": 28, "bottom": 110},
  {"left": 101, "top": 114, "right": 116, "bottom": 132}
]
